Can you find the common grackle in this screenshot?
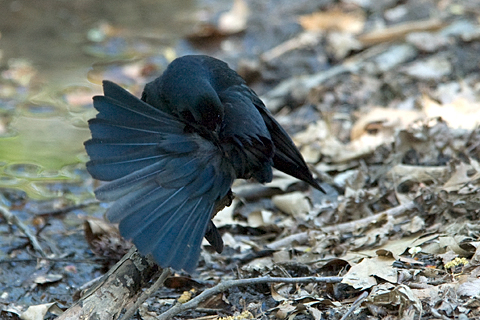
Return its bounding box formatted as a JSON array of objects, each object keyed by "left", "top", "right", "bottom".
[{"left": 85, "top": 55, "right": 323, "bottom": 273}]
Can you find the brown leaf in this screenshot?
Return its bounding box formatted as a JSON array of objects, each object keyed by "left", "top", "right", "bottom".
[
  {"left": 342, "top": 255, "right": 396, "bottom": 290},
  {"left": 299, "top": 9, "right": 365, "bottom": 34}
]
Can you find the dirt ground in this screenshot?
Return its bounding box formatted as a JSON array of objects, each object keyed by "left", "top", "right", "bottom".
[{"left": 1, "top": 0, "right": 480, "bottom": 319}]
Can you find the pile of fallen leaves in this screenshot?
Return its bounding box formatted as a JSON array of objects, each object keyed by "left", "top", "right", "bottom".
[{"left": 2, "top": 0, "right": 480, "bottom": 319}]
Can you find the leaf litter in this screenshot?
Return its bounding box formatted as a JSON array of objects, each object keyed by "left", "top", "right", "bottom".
[{"left": 2, "top": 0, "right": 480, "bottom": 319}]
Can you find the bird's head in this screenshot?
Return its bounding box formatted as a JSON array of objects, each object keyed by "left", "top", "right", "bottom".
[
  {"left": 143, "top": 56, "right": 226, "bottom": 134},
  {"left": 177, "top": 84, "right": 224, "bottom": 133}
]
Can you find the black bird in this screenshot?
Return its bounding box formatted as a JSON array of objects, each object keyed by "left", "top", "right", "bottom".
[{"left": 85, "top": 55, "right": 323, "bottom": 273}]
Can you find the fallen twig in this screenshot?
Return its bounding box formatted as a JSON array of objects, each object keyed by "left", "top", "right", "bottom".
[
  {"left": 0, "top": 203, "right": 46, "bottom": 257},
  {"left": 57, "top": 247, "right": 158, "bottom": 320},
  {"left": 358, "top": 18, "right": 444, "bottom": 46},
  {"left": 157, "top": 276, "right": 342, "bottom": 320},
  {"left": 36, "top": 199, "right": 100, "bottom": 217},
  {"left": 267, "top": 231, "right": 313, "bottom": 250},
  {"left": 121, "top": 267, "right": 171, "bottom": 320},
  {"left": 320, "top": 200, "right": 417, "bottom": 234},
  {"left": 260, "top": 42, "right": 418, "bottom": 112},
  {"left": 266, "top": 201, "right": 418, "bottom": 250},
  {"left": 340, "top": 291, "right": 368, "bottom": 320}
]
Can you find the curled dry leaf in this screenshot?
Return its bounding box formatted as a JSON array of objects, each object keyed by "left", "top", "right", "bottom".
[
  {"left": 83, "top": 216, "right": 120, "bottom": 243},
  {"left": 421, "top": 235, "right": 472, "bottom": 256},
  {"left": 216, "top": 232, "right": 251, "bottom": 253},
  {"left": 293, "top": 121, "right": 328, "bottom": 163},
  {"left": 267, "top": 171, "right": 307, "bottom": 192},
  {"left": 83, "top": 216, "right": 130, "bottom": 260},
  {"left": 400, "top": 215, "right": 425, "bottom": 234},
  {"left": 241, "top": 256, "right": 274, "bottom": 273}
]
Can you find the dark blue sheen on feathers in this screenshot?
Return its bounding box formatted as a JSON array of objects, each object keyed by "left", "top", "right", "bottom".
[{"left": 84, "top": 55, "right": 323, "bottom": 273}]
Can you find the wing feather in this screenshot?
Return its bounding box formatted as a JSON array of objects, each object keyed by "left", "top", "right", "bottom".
[{"left": 84, "top": 82, "right": 235, "bottom": 273}]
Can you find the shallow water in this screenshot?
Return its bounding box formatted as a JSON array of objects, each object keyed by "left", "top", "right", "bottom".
[{"left": 0, "top": 0, "right": 212, "bottom": 199}]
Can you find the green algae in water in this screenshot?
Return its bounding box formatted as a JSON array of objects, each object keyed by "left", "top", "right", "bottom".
[{"left": 0, "top": 115, "right": 91, "bottom": 199}]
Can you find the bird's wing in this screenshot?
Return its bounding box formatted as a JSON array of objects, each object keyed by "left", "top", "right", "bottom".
[
  {"left": 236, "top": 85, "right": 324, "bottom": 192},
  {"left": 218, "top": 86, "right": 274, "bottom": 183},
  {"left": 85, "top": 81, "right": 234, "bottom": 273}
]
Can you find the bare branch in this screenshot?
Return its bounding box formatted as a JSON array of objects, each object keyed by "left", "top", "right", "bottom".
[{"left": 157, "top": 276, "right": 342, "bottom": 320}]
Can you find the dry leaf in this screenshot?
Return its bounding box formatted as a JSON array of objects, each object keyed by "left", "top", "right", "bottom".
[
  {"left": 406, "top": 31, "right": 450, "bottom": 52},
  {"left": 366, "top": 284, "right": 423, "bottom": 318},
  {"left": 421, "top": 95, "right": 480, "bottom": 130},
  {"left": 388, "top": 164, "right": 449, "bottom": 185},
  {"left": 241, "top": 256, "right": 274, "bottom": 272},
  {"left": 267, "top": 171, "right": 306, "bottom": 191},
  {"left": 270, "top": 284, "right": 289, "bottom": 302},
  {"left": 272, "top": 192, "right": 311, "bottom": 217},
  {"left": 457, "top": 278, "right": 480, "bottom": 297},
  {"left": 326, "top": 31, "right": 363, "bottom": 60},
  {"left": 299, "top": 9, "right": 365, "bottom": 34},
  {"left": 247, "top": 209, "right": 274, "bottom": 227},
  {"left": 342, "top": 255, "right": 396, "bottom": 290},
  {"left": 33, "top": 274, "right": 63, "bottom": 285},
  {"left": 217, "top": 232, "right": 251, "bottom": 253},
  {"left": 402, "top": 55, "right": 452, "bottom": 80},
  {"left": 351, "top": 107, "right": 424, "bottom": 141},
  {"left": 19, "top": 303, "right": 63, "bottom": 320},
  {"left": 218, "top": 0, "right": 249, "bottom": 34},
  {"left": 271, "top": 301, "right": 296, "bottom": 318},
  {"left": 443, "top": 162, "right": 480, "bottom": 192},
  {"left": 309, "top": 107, "right": 426, "bottom": 163}
]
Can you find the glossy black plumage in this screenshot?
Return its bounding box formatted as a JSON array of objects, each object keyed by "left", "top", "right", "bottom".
[{"left": 85, "top": 55, "right": 323, "bottom": 273}]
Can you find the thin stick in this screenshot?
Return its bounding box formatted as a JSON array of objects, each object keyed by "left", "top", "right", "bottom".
[
  {"left": 121, "top": 267, "right": 172, "bottom": 320},
  {"left": 340, "top": 291, "right": 368, "bottom": 320},
  {"left": 157, "top": 276, "right": 342, "bottom": 320},
  {"left": 320, "top": 200, "right": 417, "bottom": 234},
  {"left": 0, "top": 204, "right": 46, "bottom": 257},
  {"left": 36, "top": 199, "right": 99, "bottom": 217},
  {"left": 267, "top": 201, "right": 418, "bottom": 250}
]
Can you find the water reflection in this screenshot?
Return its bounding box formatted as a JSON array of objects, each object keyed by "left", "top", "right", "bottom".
[
  {"left": 0, "top": 0, "right": 197, "bottom": 77},
  {"left": 0, "top": 0, "right": 202, "bottom": 198}
]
